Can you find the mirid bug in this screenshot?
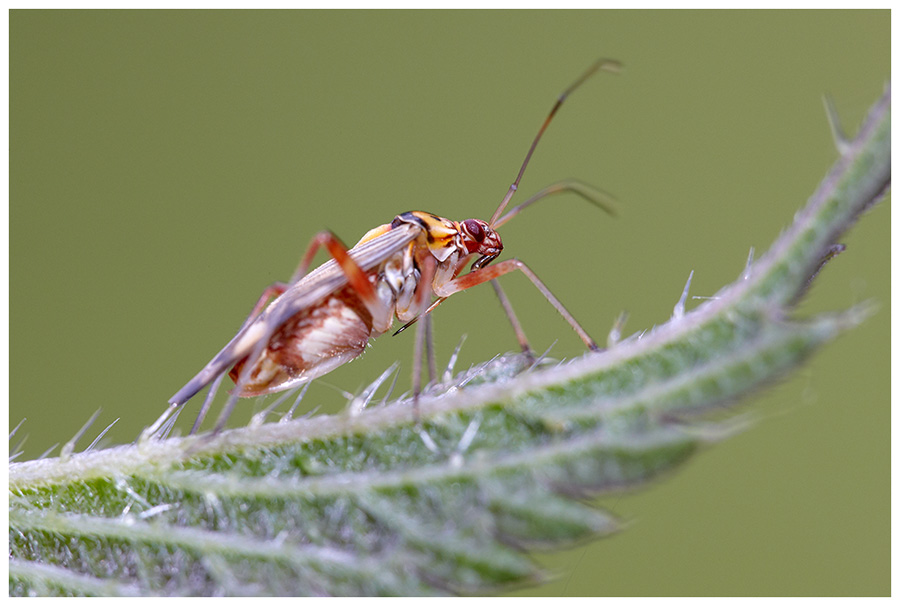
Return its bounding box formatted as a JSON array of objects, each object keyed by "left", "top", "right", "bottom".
[{"left": 153, "top": 59, "right": 621, "bottom": 437}]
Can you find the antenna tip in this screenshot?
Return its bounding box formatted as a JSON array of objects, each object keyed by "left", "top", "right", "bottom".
[{"left": 596, "top": 58, "right": 624, "bottom": 73}]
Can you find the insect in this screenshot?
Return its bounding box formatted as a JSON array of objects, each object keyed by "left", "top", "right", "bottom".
[{"left": 152, "top": 59, "right": 621, "bottom": 437}]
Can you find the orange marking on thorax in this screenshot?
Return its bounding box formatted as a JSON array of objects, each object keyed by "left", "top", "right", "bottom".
[{"left": 355, "top": 223, "right": 393, "bottom": 246}]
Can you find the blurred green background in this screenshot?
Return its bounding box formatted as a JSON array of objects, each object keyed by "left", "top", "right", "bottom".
[{"left": 10, "top": 10, "right": 888, "bottom": 596}]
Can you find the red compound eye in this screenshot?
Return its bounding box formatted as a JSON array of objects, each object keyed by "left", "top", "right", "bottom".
[{"left": 462, "top": 219, "right": 485, "bottom": 242}]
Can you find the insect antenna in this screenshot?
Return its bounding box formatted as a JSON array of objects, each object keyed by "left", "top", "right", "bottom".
[
  {"left": 489, "top": 58, "right": 621, "bottom": 227},
  {"left": 493, "top": 178, "right": 617, "bottom": 229}
]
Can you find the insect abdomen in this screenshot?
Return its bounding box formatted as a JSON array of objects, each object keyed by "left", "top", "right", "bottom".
[{"left": 229, "top": 288, "right": 375, "bottom": 396}]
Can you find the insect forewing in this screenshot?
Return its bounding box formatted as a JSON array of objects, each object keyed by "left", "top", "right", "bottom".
[{"left": 169, "top": 223, "right": 421, "bottom": 406}]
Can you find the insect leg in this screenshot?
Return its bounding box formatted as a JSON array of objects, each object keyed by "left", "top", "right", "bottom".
[
  {"left": 168, "top": 282, "right": 290, "bottom": 413},
  {"left": 412, "top": 254, "right": 437, "bottom": 414},
  {"left": 144, "top": 283, "right": 290, "bottom": 440},
  {"left": 164, "top": 230, "right": 387, "bottom": 437},
  {"left": 167, "top": 230, "right": 385, "bottom": 434},
  {"left": 424, "top": 313, "right": 437, "bottom": 384},
  {"left": 401, "top": 279, "right": 537, "bottom": 358},
  {"left": 246, "top": 283, "right": 290, "bottom": 319},
  {"left": 435, "top": 259, "right": 601, "bottom": 352},
  {"left": 207, "top": 231, "right": 383, "bottom": 434},
  {"left": 288, "top": 233, "right": 376, "bottom": 300},
  {"left": 489, "top": 279, "right": 534, "bottom": 358},
  {"left": 412, "top": 318, "right": 424, "bottom": 411},
  {"left": 189, "top": 372, "right": 225, "bottom": 435},
  {"left": 285, "top": 230, "right": 388, "bottom": 328},
  {"left": 187, "top": 281, "right": 292, "bottom": 433},
  {"left": 211, "top": 327, "right": 271, "bottom": 434}
]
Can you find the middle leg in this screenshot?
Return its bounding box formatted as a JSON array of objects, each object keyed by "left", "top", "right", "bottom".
[{"left": 434, "top": 258, "right": 600, "bottom": 352}]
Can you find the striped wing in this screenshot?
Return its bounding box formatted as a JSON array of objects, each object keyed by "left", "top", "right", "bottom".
[{"left": 169, "top": 222, "right": 421, "bottom": 405}]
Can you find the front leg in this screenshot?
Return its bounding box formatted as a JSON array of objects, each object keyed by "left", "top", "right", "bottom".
[
  {"left": 155, "top": 231, "right": 387, "bottom": 439},
  {"left": 434, "top": 259, "right": 600, "bottom": 352},
  {"left": 211, "top": 231, "right": 385, "bottom": 434}
]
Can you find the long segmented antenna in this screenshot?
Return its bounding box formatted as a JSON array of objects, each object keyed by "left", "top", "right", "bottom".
[
  {"left": 493, "top": 178, "right": 617, "bottom": 229},
  {"left": 489, "top": 58, "right": 622, "bottom": 226}
]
